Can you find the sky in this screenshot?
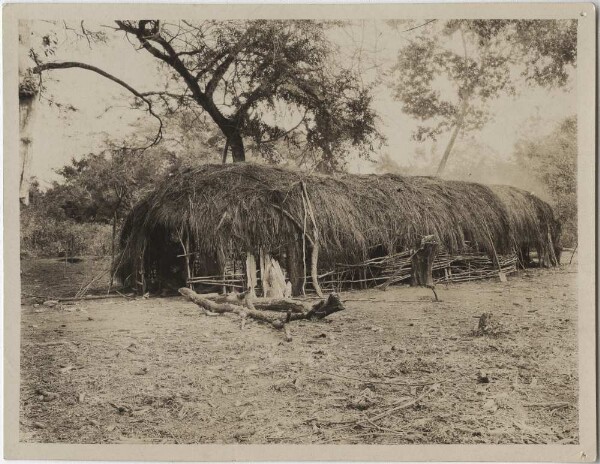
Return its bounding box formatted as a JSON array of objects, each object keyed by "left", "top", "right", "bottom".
[{"left": 21, "top": 20, "right": 576, "bottom": 187}]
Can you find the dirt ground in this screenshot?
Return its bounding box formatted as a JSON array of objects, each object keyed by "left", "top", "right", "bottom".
[{"left": 19, "top": 254, "right": 579, "bottom": 444}]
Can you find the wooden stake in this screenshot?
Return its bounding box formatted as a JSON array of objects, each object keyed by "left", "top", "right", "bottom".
[{"left": 301, "top": 181, "right": 323, "bottom": 298}]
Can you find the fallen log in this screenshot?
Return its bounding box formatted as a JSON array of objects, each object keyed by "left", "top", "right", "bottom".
[
  {"left": 178, "top": 288, "right": 345, "bottom": 341},
  {"left": 203, "top": 291, "right": 321, "bottom": 314},
  {"left": 253, "top": 298, "right": 308, "bottom": 313}
]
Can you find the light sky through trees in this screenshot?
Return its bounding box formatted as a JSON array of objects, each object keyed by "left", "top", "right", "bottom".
[{"left": 23, "top": 20, "right": 575, "bottom": 186}]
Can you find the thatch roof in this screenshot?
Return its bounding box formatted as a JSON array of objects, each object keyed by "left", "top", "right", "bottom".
[{"left": 117, "top": 163, "right": 560, "bottom": 282}]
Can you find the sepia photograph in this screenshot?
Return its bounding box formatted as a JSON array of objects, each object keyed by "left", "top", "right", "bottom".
[{"left": 4, "top": 2, "right": 596, "bottom": 461}]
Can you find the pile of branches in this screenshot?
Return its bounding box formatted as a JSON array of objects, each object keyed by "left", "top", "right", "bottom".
[{"left": 179, "top": 288, "right": 345, "bottom": 341}]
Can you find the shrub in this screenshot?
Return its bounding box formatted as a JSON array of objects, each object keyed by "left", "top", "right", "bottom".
[{"left": 20, "top": 208, "right": 111, "bottom": 257}]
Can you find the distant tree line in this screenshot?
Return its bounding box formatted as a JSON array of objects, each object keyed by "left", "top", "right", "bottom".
[
  {"left": 514, "top": 116, "right": 577, "bottom": 247},
  {"left": 20, "top": 145, "right": 188, "bottom": 260}
]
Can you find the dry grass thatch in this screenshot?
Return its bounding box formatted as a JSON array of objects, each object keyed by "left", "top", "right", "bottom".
[{"left": 117, "top": 163, "right": 560, "bottom": 285}]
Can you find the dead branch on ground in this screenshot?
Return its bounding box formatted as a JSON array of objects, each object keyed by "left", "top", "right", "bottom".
[{"left": 179, "top": 287, "right": 345, "bottom": 341}]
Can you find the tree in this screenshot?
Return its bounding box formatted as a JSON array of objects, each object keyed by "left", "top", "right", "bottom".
[
  {"left": 514, "top": 116, "right": 577, "bottom": 247},
  {"left": 47, "top": 147, "right": 174, "bottom": 285},
  {"left": 19, "top": 21, "right": 40, "bottom": 205},
  {"left": 29, "top": 20, "right": 381, "bottom": 172},
  {"left": 390, "top": 19, "right": 576, "bottom": 175}
]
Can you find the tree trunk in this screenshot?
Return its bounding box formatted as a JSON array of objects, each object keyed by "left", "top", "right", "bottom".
[
  {"left": 221, "top": 139, "right": 229, "bottom": 164},
  {"left": 411, "top": 235, "right": 439, "bottom": 287},
  {"left": 19, "top": 23, "right": 36, "bottom": 206},
  {"left": 286, "top": 240, "right": 304, "bottom": 297},
  {"left": 227, "top": 132, "right": 245, "bottom": 162},
  {"left": 436, "top": 98, "right": 468, "bottom": 176},
  {"left": 19, "top": 97, "right": 35, "bottom": 206},
  {"left": 109, "top": 212, "right": 117, "bottom": 291},
  {"left": 310, "top": 242, "right": 323, "bottom": 297}
]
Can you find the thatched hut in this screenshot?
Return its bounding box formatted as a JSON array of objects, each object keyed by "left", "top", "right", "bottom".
[{"left": 116, "top": 163, "right": 561, "bottom": 295}]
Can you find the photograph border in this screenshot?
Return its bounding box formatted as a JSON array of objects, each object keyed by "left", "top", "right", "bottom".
[{"left": 3, "top": 2, "right": 596, "bottom": 461}]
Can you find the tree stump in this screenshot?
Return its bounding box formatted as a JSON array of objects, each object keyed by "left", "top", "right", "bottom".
[{"left": 411, "top": 235, "right": 439, "bottom": 287}]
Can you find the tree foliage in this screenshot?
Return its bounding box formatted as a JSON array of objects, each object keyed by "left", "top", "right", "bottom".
[
  {"left": 390, "top": 19, "right": 577, "bottom": 174},
  {"left": 20, "top": 146, "right": 177, "bottom": 257},
  {"left": 31, "top": 20, "right": 382, "bottom": 172},
  {"left": 48, "top": 148, "right": 170, "bottom": 223},
  {"left": 20, "top": 180, "right": 112, "bottom": 257},
  {"left": 514, "top": 116, "right": 577, "bottom": 246}
]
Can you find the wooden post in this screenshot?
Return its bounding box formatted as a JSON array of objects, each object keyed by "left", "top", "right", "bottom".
[
  {"left": 301, "top": 182, "right": 323, "bottom": 298},
  {"left": 259, "top": 248, "right": 269, "bottom": 297},
  {"left": 518, "top": 245, "right": 530, "bottom": 269},
  {"left": 246, "top": 252, "right": 257, "bottom": 297},
  {"left": 139, "top": 242, "right": 147, "bottom": 295},
  {"left": 410, "top": 235, "right": 439, "bottom": 287},
  {"left": 177, "top": 231, "right": 193, "bottom": 289},
  {"left": 286, "top": 240, "right": 304, "bottom": 296},
  {"left": 218, "top": 246, "right": 227, "bottom": 294},
  {"left": 547, "top": 229, "right": 559, "bottom": 266},
  {"left": 185, "top": 237, "right": 192, "bottom": 289}
]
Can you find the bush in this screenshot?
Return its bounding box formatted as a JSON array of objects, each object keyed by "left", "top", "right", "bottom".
[
  {"left": 515, "top": 116, "right": 577, "bottom": 248},
  {"left": 20, "top": 208, "right": 112, "bottom": 257}
]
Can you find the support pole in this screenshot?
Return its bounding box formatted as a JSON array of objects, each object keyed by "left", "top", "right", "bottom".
[{"left": 301, "top": 182, "right": 323, "bottom": 297}]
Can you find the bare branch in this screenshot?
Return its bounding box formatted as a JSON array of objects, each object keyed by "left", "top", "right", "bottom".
[
  {"left": 115, "top": 20, "right": 230, "bottom": 128},
  {"left": 401, "top": 19, "right": 437, "bottom": 33},
  {"left": 32, "top": 61, "right": 163, "bottom": 147},
  {"left": 259, "top": 109, "right": 310, "bottom": 144},
  {"left": 205, "top": 55, "right": 235, "bottom": 96}
]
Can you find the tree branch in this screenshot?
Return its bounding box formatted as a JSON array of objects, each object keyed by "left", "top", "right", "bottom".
[
  {"left": 259, "top": 109, "right": 310, "bottom": 144},
  {"left": 204, "top": 32, "right": 251, "bottom": 96},
  {"left": 32, "top": 61, "right": 163, "bottom": 147},
  {"left": 205, "top": 55, "right": 235, "bottom": 96},
  {"left": 401, "top": 19, "right": 437, "bottom": 33},
  {"left": 115, "top": 20, "right": 230, "bottom": 129},
  {"left": 235, "top": 77, "right": 280, "bottom": 119}
]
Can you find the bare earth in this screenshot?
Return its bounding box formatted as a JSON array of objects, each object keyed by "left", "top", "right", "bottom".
[{"left": 19, "top": 257, "right": 578, "bottom": 444}]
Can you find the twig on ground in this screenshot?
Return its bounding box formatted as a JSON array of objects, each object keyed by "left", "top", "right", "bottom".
[
  {"left": 75, "top": 269, "right": 109, "bottom": 299},
  {"left": 320, "top": 430, "right": 407, "bottom": 443},
  {"left": 314, "top": 385, "right": 437, "bottom": 433},
  {"left": 569, "top": 244, "right": 577, "bottom": 264},
  {"left": 367, "top": 387, "right": 434, "bottom": 422},
  {"left": 114, "top": 290, "right": 135, "bottom": 300},
  {"left": 429, "top": 285, "right": 439, "bottom": 302},
  {"left": 304, "top": 366, "right": 446, "bottom": 387},
  {"left": 524, "top": 402, "right": 571, "bottom": 409}
]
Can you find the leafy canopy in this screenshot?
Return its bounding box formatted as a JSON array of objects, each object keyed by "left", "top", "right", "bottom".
[
  {"left": 47, "top": 147, "right": 173, "bottom": 223},
  {"left": 119, "top": 19, "right": 382, "bottom": 171},
  {"left": 514, "top": 116, "right": 577, "bottom": 246},
  {"left": 31, "top": 20, "right": 382, "bottom": 172},
  {"left": 391, "top": 19, "right": 577, "bottom": 142}
]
